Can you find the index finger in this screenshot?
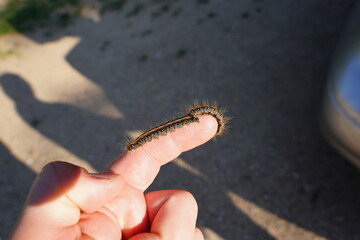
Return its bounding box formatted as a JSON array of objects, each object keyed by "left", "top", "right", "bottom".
[{"left": 108, "top": 115, "right": 218, "bottom": 191}]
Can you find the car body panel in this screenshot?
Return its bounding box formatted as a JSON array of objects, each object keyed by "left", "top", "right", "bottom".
[{"left": 321, "top": 1, "right": 360, "bottom": 168}]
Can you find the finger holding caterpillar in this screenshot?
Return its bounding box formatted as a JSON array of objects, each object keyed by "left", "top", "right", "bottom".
[{"left": 108, "top": 103, "right": 228, "bottom": 191}]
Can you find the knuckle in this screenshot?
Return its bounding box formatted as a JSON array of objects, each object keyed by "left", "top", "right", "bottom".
[{"left": 169, "top": 190, "right": 198, "bottom": 212}]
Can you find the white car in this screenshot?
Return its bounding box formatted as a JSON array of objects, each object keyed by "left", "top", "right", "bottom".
[{"left": 321, "top": 1, "right": 360, "bottom": 168}]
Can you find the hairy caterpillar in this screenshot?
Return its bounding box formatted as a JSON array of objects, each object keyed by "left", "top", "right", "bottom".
[{"left": 126, "top": 103, "right": 228, "bottom": 151}]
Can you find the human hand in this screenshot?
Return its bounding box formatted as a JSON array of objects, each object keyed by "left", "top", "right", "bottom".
[{"left": 10, "top": 115, "right": 218, "bottom": 240}]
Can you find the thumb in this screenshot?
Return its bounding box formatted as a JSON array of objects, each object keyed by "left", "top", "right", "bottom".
[
  {"left": 11, "top": 161, "right": 124, "bottom": 240},
  {"left": 29, "top": 161, "right": 124, "bottom": 213}
]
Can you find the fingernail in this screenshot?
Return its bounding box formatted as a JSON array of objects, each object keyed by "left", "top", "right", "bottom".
[{"left": 89, "top": 173, "right": 117, "bottom": 179}]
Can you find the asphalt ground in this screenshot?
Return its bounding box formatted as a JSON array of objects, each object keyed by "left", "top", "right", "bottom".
[{"left": 1, "top": 0, "right": 360, "bottom": 239}]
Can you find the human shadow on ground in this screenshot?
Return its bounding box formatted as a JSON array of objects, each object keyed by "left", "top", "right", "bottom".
[
  {"left": 0, "top": 73, "right": 126, "bottom": 171},
  {"left": 0, "top": 141, "right": 36, "bottom": 239}
]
